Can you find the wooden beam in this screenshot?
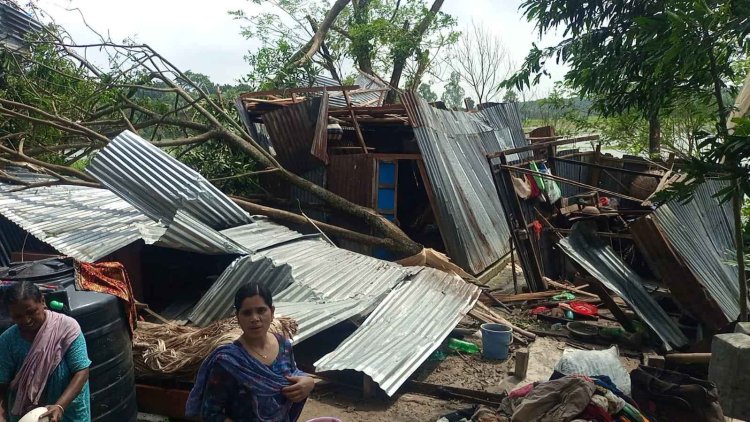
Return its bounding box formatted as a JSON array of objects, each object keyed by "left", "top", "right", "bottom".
[
  {"left": 240, "top": 85, "right": 361, "bottom": 98},
  {"left": 342, "top": 89, "right": 369, "bottom": 154},
  {"left": 553, "top": 156, "right": 663, "bottom": 178},
  {"left": 488, "top": 134, "right": 600, "bottom": 158}
]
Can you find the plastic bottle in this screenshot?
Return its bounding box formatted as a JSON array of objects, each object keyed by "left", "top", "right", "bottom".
[
  {"left": 49, "top": 300, "right": 64, "bottom": 312},
  {"left": 447, "top": 338, "right": 480, "bottom": 354}
]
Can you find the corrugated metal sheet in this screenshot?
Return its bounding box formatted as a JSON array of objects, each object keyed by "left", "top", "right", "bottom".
[
  {"left": 314, "top": 73, "right": 386, "bottom": 108},
  {"left": 153, "top": 210, "right": 248, "bottom": 255},
  {"left": 290, "top": 166, "right": 328, "bottom": 222},
  {"left": 0, "top": 2, "right": 42, "bottom": 51},
  {"left": 219, "top": 217, "right": 306, "bottom": 252},
  {"left": 188, "top": 254, "right": 295, "bottom": 326},
  {"left": 326, "top": 154, "right": 376, "bottom": 208},
  {"left": 555, "top": 151, "right": 593, "bottom": 197},
  {"left": 401, "top": 92, "right": 524, "bottom": 274},
  {"left": 0, "top": 183, "right": 155, "bottom": 262},
  {"left": 87, "top": 130, "right": 252, "bottom": 229},
  {"left": 262, "top": 97, "right": 328, "bottom": 173},
  {"left": 275, "top": 298, "right": 379, "bottom": 342},
  {"left": 258, "top": 238, "right": 412, "bottom": 302},
  {"left": 631, "top": 215, "right": 730, "bottom": 331},
  {"left": 189, "top": 224, "right": 412, "bottom": 329},
  {"left": 650, "top": 180, "right": 740, "bottom": 321},
  {"left": 315, "top": 268, "right": 480, "bottom": 396},
  {"left": 559, "top": 222, "right": 688, "bottom": 349}
]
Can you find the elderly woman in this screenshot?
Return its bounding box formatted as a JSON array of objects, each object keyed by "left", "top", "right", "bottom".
[
  {"left": 186, "top": 283, "right": 315, "bottom": 422},
  {"left": 0, "top": 281, "right": 91, "bottom": 422}
]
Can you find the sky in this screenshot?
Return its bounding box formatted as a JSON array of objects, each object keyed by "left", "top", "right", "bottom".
[{"left": 33, "top": 0, "right": 566, "bottom": 99}]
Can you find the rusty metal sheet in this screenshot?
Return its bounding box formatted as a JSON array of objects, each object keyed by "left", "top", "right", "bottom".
[
  {"left": 631, "top": 215, "right": 729, "bottom": 331},
  {"left": 326, "top": 154, "right": 376, "bottom": 208},
  {"left": 263, "top": 97, "right": 328, "bottom": 173}
]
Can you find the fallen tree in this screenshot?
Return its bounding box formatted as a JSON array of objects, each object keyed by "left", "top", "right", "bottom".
[{"left": 0, "top": 14, "right": 423, "bottom": 257}]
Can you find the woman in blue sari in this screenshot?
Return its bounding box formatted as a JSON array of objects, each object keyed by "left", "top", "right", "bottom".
[{"left": 186, "top": 283, "right": 314, "bottom": 422}]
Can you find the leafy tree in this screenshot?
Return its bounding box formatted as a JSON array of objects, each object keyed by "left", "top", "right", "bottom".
[
  {"left": 417, "top": 81, "right": 438, "bottom": 102},
  {"left": 502, "top": 90, "right": 518, "bottom": 103},
  {"left": 507, "top": 0, "right": 748, "bottom": 157},
  {"left": 230, "top": 0, "right": 459, "bottom": 97},
  {"left": 441, "top": 71, "right": 464, "bottom": 109}
]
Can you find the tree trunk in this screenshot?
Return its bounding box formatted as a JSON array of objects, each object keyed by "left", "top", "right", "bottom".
[
  {"left": 231, "top": 197, "right": 420, "bottom": 255},
  {"left": 648, "top": 113, "right": 661, "bottom": 158},
  {"left": 384, "top": 0, "right": 445, "bottom": 104},
  {"left": 352, "top": 0, "right": 374, "bottom": 75}
]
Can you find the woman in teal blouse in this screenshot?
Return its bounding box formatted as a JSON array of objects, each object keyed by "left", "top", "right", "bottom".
[{"left": 0, "top": 282, "right": 91, "bottom": 422}]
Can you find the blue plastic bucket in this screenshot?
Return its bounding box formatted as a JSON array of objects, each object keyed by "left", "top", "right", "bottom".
[{"left": 480, "top": 323, "right": 513, "bottom": 360}]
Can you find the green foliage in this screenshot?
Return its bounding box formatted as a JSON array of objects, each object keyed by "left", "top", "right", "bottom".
[
  {"left": 441, "top": 71, "right": 464, "bottom": 109},
  {"left": 508, "top": 0, "right": 750, "bottom": 141},
  {"left": 417, "top": 81, "right": 438, "bottom": 102},
  {"left": 0, "top": 28, "right": 119, "bottom": 164},
  {"left": 177, "top": 141, "right": 259, "bottom": 197},
  {"left": 231, "top": 0, "right": 459, "bottom": 89},
  {"left": 243, "top": 38, "right": 321, "bottom": 90},
  {"left": 502, "top": 90, "right": 518, "bottom": 103}
]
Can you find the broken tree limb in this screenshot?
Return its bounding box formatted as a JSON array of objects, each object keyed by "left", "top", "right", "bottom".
[
  {"left": 231, "top": 196, "right": 416, "bottom": 254},
  {"left": 293, "top": 0, "right": 351, "bottom": 67}
]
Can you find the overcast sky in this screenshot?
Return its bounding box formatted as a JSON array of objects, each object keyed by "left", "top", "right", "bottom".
[{"left": 34, "top": 0, "right": 566, "bottom": 99}]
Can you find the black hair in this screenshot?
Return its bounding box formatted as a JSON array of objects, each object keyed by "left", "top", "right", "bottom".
[
  {"left": 234, "top": 282, "right": 273, "bottom": 311},
  {"left": 3, "top": 281, "right": 42, "bottom": 308}
]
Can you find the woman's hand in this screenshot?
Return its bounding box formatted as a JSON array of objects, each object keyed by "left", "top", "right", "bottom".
[
  {"left": 41, "top": 404, "right": 64, "bottom": 422},
  {"left": 282, "top": 375, "right": 314, "bottom": 403}
]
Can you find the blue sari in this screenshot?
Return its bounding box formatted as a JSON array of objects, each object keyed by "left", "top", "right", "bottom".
[{"left": 186, "top": 334, "right": 306, "bottom": 422}]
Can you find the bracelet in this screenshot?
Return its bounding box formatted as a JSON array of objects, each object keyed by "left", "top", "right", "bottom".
[{"left": 52, "top": 404, "right": 64, "bottom": 414}]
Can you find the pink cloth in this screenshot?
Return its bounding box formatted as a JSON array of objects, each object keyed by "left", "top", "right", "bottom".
[{"left": 10, "top": 310, "right": 81, "bottom": 415}]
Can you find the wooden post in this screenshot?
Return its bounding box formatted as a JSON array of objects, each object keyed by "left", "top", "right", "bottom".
[
  {"left": 514, "top": 348, "right": 530, "bottom": 378},
  {"left": 579, "top": 275, "right": 636, "bottom": 332},
  {"left": 493, "top": 153, "right": 545, "bottom": 291},
  {"left": 342, "top": 89, "right": 369, "bottom": 154}
]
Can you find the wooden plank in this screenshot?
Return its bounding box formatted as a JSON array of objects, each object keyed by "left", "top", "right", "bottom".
[
  {"left": 514, "top": 348, "right": 530, "bottom": 378},
  {"left": 342, "top": 89, "right": 369, "bottom": 154},
  {"left": 553, "top": 156, "right": 663, "bottom": 178},
  {"left": 240, "top": 85, "right": 361, "bottom": 98},
  {"left": 488, "top": 134, "right": 600, "bottom": 158}
]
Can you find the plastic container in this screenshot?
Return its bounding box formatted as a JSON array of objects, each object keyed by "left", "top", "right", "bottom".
[
  {"left": 0, "top": 258, "right": 137, "bottom": 422},
  {"left": 480, "top": 323, "right": 513, "bottom": 360},
  {"left": 447, "top": 338, "right": 480, "bottom": 354}
]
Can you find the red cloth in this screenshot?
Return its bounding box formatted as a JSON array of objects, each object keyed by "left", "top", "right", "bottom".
[
  {"left": 74, "top": 261, "right": 136, "bottom": 336},
  {"left": 509, "top": 382, "right": 535, "bottom": 398},
  {"left": 526, "top": 174, "right": 541, "bottom": 198},
  {"left": 580, "top": 403, "right": 614, "bottom": 422}
]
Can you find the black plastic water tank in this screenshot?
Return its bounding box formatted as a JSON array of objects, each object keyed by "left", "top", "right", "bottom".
[{"left": 0, "top": 258, "right": 138, "bottom": 421}]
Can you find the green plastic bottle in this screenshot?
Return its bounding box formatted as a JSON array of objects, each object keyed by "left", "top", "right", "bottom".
[{"left": 447, "top": 338, "right": 480, "bottom": 354}]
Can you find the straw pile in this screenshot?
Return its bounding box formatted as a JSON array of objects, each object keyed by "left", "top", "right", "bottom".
[{"left": 133, "top": 316, "right": 298, "bottom": 381}]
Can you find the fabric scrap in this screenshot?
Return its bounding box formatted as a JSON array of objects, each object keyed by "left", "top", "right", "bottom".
[
  {"left": 75, "top": 261, "right": 137, "bottom": 335},
  {"left": 511, "top": 376, "right": 596, "bottom": 422}
]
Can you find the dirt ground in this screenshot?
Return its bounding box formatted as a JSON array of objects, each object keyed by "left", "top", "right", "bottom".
[{"left": 298, "top": 332, "right": 641, "bottom": 422}]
